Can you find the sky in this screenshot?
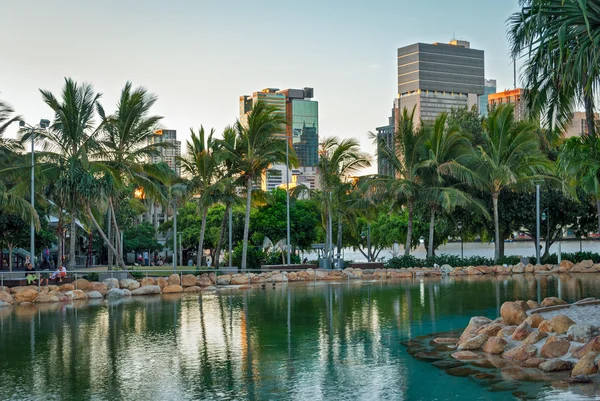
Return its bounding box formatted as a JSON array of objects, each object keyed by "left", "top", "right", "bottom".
[{"left": 1, "top": 0, "right": 521, "bottom": 173}]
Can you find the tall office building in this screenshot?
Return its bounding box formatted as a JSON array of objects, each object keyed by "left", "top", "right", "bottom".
[
  {"left": 478, "top": 79, "right": 497, "bottom": 117},
  {"left": 396, "top": 40, "right": 485, "bottom": 123},
  {"left": 564, "top": 112, "right": 599, "bottom": 138},
  {"left": 239, "top": 87, "right": 319, "bottom": 190},
  {"left": 488, "top": 89, "right": 528, "bottom": 121},
  {"left": 149, "top": 129, "right": 182, "bottom": 176},
  {"left": 376, "top": 106, "right": 396, "bottom": 176}
]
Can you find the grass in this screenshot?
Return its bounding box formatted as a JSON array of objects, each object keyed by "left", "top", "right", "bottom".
[{"left": 83, "top": 265, "right": 208, "bottom": 277}]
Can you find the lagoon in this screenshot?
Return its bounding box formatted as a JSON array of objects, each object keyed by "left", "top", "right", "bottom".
[{"left": 1, "top": 274, "right": 600, "bottom": 400}]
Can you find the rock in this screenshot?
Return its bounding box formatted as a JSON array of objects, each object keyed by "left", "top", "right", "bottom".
[
  {"left": 512, "top": 263, "right": 525, "bottom": 274},
  {"left": 459, "top": 316, "right": 493, "bottom": 342},
  {"left": 203, "top": 286, "right": 217, "bottom": 291},
  {"left": 477, "top": 323, "right": 504, "bottom": 337},
  {"left": 181, "top": 274, "right": 197, "bottom": 287},
  {"left": 572, "top": 337, "right": 600, "bottom": 359},
  {"left": 538, "top": 320, "right": 553, "bottom": 333},
  {"left": 122, "top": 289, "right": 132, "bottom": 297},
  {"left": 268, "top": 273, "right": 288, "bottom": 283},
  {"left": 59, "top": 284, "right": 74, "bottom": 292},
  {"left": 514, "top": 300, "right": 530, "bottom": 311},
  {"left": 34, "top": 294, "right": 59, "bottom": 303},
  {"left": 156, "top": 277, "right": 168, "bottom": 289},
  {"left": 141, "top": 277, "right": 156, "bottom": 287},
  {"left": 524, "top": 313, "right": 543, "bottom": 329},
  {"left": 106, "top": 288, "right": 126, "bottom": 299},
  {"left": 525, "top": 263, "right": 535, "bottom": 273},
  {"left": 119, "top": 279, "right": 140, "bottom": 291},
  {"left": 572, "top": 259, "right": 594, "bottom": 272},
  {"left": 527, "top": 300, "right": 541, "bottom": 310},
  {"left": 540, "top": 336, "right": 571, "bottom": 358},
  {"left": 521, "top": 357, "right": 545, "bottom": 368},
  {"left": 11, "top": 285, "right": 37, "bottom": 294},
  {"left": 538, "top": 359, "right": 573, "bottom": 372},
  {"left": 131, "top": 285, "right": 161, "bottom": 296},
  {"left": 287, "top": 272, "right": 298, "bottom": 281},
  {"left": 458, "top": 334, "right": 489, "bottom": 351},
  {"left": 91, "top": 282, "right": 108, "bottom": 295},
  {"left": 73, "top": 278, "right": 91, "bottom": 291},
  {"left": 65, "top": 290, "right": 87, "bottom": 300},
  {"left": 567, "top": 324, "right": 598, "bottom": 343},
  {"left": 13, "top": 289, "right": 38, "bottom": 303},
  {"left": 512, "top": 322, "right": 533, "bottom": 341},
  {"left": 208, "top": 272, "right": 217, "bottom": 284},
  {"left": 497, "top": 326, "right": 517, "bottom": 338},
  {"left": 230, "top": 274, "right": 250, "bottom": 285},
  {"left": 571, "top": 352, "right": 599, "bottom": 376},
  {"left": 568, "top": 375, "right": 593, "bottom": 384},
  {"left": 482, "top": 337, "right": 507, "bottom": 354},
  {"left": 103, "top": 278, "right": 119, "bottom": 289},
  {"left": 559, "top": 260, "right": 574, "bottom": 273},
  {"left": 162, "top": 284, "right": 183, "bottom": 294},
  {"left": 451, "top": 351, "right": 480, "bottom": 360},
  {"left": 440, "top": 264, "right": 453, "bottom": 274},
  {"left": 541, "top": 297, "right": 567, "bottom": 307},
  {"left": 433, "top": 337, "right": 459, "bottom": 345},
  {"left": 47, "top": 285, "right": 59, "bottom": 292},
  {"left": 550, "top": 315, "right": 576, "bottom": 334},
  {"left": 183, "top": 286, "right": 203, "bottom": 293},
  {"left": 500, "top": 302, "right": 527, "bottom": 326},
  {"left": 167, "top": 274, "right": 180, "bottom": 285},
  {"left": 0, "top": 291, "right": 14, "bottom": 304},
  {"left": 216, "top": 275, "right": 231, "bottom": 285},
  {"left": 575, "top": 297, "right": 597, "bottom": 304},
  {"left": 476, "top": 265, "right": 493, "bottom": 274},
  {"left": 534, "top": 264, "right": 548, "bottom": 273},
  {"left": 196, "top": 276, "right": 213, "bottom": 287},
  {"left": 0, "top": 301, "right": 11, "bottom": 307},
  {"left": 523, "top": 331, "right": 548, "bottom": 345},
  {"left": 503, "top": 344, "right": 537, "bottom": 362},
  {"left": 86, "top": 291, "right": 104, "bottom": 299}
]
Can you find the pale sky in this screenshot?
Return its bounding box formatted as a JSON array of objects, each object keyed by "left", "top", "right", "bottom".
[{"left": 1, "top": 0, "right": 521, "bottom": 173}]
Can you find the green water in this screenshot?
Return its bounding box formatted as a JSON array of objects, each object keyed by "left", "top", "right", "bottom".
[{"left": 1, "top": 274, "right": 600, "bottom": 400}]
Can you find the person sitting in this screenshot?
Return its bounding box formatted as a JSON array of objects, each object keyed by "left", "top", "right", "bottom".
[
  {"left": 25, "top": 263, "right": 37, "bottom": 285},
  {"left": 50, "top": 266, "right": 67, "bottom": 283}
]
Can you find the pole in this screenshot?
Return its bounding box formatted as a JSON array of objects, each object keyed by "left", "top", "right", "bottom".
[
  {"left": 461, "top": 233, "right": 464, "bottom": 260},
  {"left": 30, "top": 127, "right": 35, "bottom": 266},
  {"left": 367, "top": 222, "right": 371, "bottom": 262},
  {"left": 173, "top": 202, "right": 177, "bottom": 272},
  {"left": 285, "top": 136, "right": 291, "bottom": 265},
  {"left": 536, "top": 184, "right": 541, "bottom": 265},
  {"left": 228, "top": 206, "right": 233, "bottom": 267}
]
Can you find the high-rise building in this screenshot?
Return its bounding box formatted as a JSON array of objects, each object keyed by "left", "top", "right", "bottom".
[
  {"left": 396, "top": 40, "right": 485, "bottom": 123},
  {"left": 149, "top": 129, "right": 181, "bottom": 175},
  {"left": 239, "top": 87, "right": 319, "bottom": 190},
  {"left": 564, "top": 111, "right": 599, "bottom": 138},
  {"left": 478, "top": 79, "right": 497, "bottom": 117},
  {"left": 488, "top": 89, "right": 527, "bottom": 121},
  {"left": 376, "top": 106, "right": 396, "bottom": 176}
]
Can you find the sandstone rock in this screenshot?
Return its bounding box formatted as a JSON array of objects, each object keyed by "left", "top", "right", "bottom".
[
  {"left": 550, "top": 315, "right": 576, "bottom": 334},
  {"left": 573, "top": 259, "right": 594, "bottom": 272},
  {"left": 73, "top": 278, "right": 91, "bottom": 291},
  {"left": 103, "top": 278, "right": 119, "bottom": 289},
  {"left": 512, "top": 322, "right": 533, "bottom": 341},
  {"left": 525, "top": 263, "right": 535, "bottom": 273},
  {"left": 183, "top": 286, "right": 203, "bottom": 293},
  {"left": 230, "top": 274, "right": 250, "bottom": 285},
  {"left": 91, "top": 282, "right": 108, "bottom": 295},
  {"left": 524, "top": 313, "right": 543, "bottom": 329},
  {"left": 512, "top": 263, "right": 525, "bottom": 274},
  {"left": 34, "top": 293, "right": 59, "bottom": 303},
  {"left": 523, "top": 331, "right": 547, "bottom": 345},
  {"left": 534, "top": 264, "right": 548, "bottom": 273},
  {"left": 196, "top": 276, "right": 213, "bottom": 287},
  {"left": 59, "top": 284, "right": 74, "bottom": 292},
  {"left": 440, "top": 264, "right": 453, "bottom": 274},
  {"left": 47, "top": 285, "right": 59, "bottom": 292},
  {"left": 268, "top": 273, "right": 288, "bottom": 283},
  {"left": 540, "top": 336, "right": 571, "bottom": 358},
  {"left": 433, "top": 337, "right": 459, "bottom": 345},
  {"left": 86, "top": 290, "right": 104, "bottom": 299},
  {"left": 538, "top": 359, "right": 573, "bottom": 372},
  {"left": 571, "top": 352, "right": 599, "bottom": 376},
  {"left": 503, "top": 344, "right": 537, "bottom": 362},
  {"left": 575, "top": 297, "right": 597, "bottom": 304},
  {"left": 0, "top": 291, "right": 14, "bottom": 304},
  {"left": 475, "top": 265, "right": 493, "bottom": 274},
  {"left": 167, "top": 274, "right": 180, "bottom": 285},
  {"left": 500, "top": 302, "right": 527, "bottom": 326},
  {"left": 141, "top": 277, "right": 156, "bottom": 287},
  {"left": 131, "top": 285, "right": 161, "bottom": 296},
  {"left": 65, "top": 290, "right": 87, "bottom": 300},
  {"left": 567, "top": 324, "right": 598, "bottom": 343},
  {"left": 521, "top": 357, "right": 545, "bottom": 368},
  {"left": 208, "top": 272, "right": 216, "bottom": 284},
  {"left": 514, "top": 300, "right": 530, "bottom": 311},
  {"left": 287, "top": 272, "right": 298, "bottom": 281},
  {"left": 162, "top": 284, "right": 183, "bottom": 294},
  {"left": 106, "top": 288, "right": 126, "bottom": 299},
  {"left": 541, "top": 297, "right": 567, "bottom": 307},
  {"left": 0, "top": 286, "right": 9, "bottom": 293},
  {"left": 459, "top": 316, "right": 493, "bottom": 342},
  {"left": 13, "top": 289, "right": 38, "bottom": 303},
  {"left": 538, "top": 320, "right": 553, "bottom": 333},
  {"left": 216, "top": 275, "right": 231, "bottom": 285},
  {"left": 119, "top": 279, "right": 140, "bottom": 291},
  {"left": 123, "top": 289, "right": 132, "bottom": 297},
  {"left": 458, "top": 334, "right": 489, "bottom": 351},
  {"left": 156, "top": 277, "right": 168, "bottom": 289},
  {"left": 572, "top": 337, "right": 600, "bottom": 359},
  {"left": 477, "top": 323, "right": 504, "bottom": 337},
  {"left": 181, "top": 274, "right": 197, "bottom": 287},
  {"left": 497, "top": 326, "right": 517, "bottom": 338},
  {"left": 482, "top": 337, "right": 507, "bottom": 354},
  {"left": 559, "top": 260, "right": 574, "bottom": 273},
  {"left": 11, "top": 285, "right": 37, "bottom": 294},
  {"left": 451, "top": 351, "right": 480, "bottom": 360}
]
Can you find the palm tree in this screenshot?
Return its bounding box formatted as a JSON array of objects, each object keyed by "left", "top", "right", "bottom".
[
  {"left": 217, "top": 101, "right": 290, "bottom": 270},
  {"left": 476, "top": 105, "right": 552, "bottom": 261}
]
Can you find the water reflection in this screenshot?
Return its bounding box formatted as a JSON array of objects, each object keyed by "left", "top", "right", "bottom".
[{"left": 0, "top": 274, "right": 599, "bottom": 400}]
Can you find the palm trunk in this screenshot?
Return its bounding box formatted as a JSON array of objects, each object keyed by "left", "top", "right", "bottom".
[
  {"left": 109, "top": 198, "right": 124, "bottom": 267},
  {"left": 428, "top": 207, "right": 435, "bottom": 259},
  {"left": 327, "top": 196, "right": 333, "bottom": 264},
  {"left": 241, "top": 178, "right": 252, "bottom": 270},
  {"left": 596, "top": 198, "right": 600, "bottom": 235},
  {"left": 69, "top": 214, "right": 77, "bottom": 269},
  {"left": 196, "top": 208, "right": 208, "bottom": 267},
  {"left": 214, "top": 203, "right": 230, "bottom": 268},
  {"left": 107, "top": 208, "right": 113, "bottom": 270},
  {"left": 337, "top": 212, "right": 342, "bottom": 263},
  {"left": 87, "top": 204, "right": 126, "bottom": 270},
  {"left": 584, "top": 91, "right": 596, "bottom": 138},
  {"left": 493, "top": 192, "right": 500, "bottom": 262},
  {"left": 8, "top": 245, "right": 12, "bottom": 273},
  {"left": 404, "top": 199, "right": 414, "bottom": 256}
]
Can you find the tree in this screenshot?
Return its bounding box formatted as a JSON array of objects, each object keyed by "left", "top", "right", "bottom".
[
  {"left": 0, "top": 213, "right": 29, "bottom": 271},
  {"left": 123, "top": 222, "right": 163, "bottom": 256}
]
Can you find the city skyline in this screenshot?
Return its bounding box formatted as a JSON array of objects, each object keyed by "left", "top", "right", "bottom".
[{"left": 2, "top": 0, "right": 521, "bottom": 173}]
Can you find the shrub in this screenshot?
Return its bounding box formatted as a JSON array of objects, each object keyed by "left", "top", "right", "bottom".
[
  {"left": 263, "top": 251, "right": 301, "bottom": 266},
  {"left": 85, "top": 272, "right": 99, "bottom": 282},
  {"left": 232, "top": 243, "right": 265, "bottom": 269},
  {"left": 130, "top": 271, "right": 144, "bottom": 279}
]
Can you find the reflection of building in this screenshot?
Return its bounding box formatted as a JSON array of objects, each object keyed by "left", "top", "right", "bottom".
[
  {"left": 478, "top": 79, "right": 497, "bottom": 117},
  {"left": 149, "top": 129, "right": 181, "bottom": 176},
  {"left": 396, "top": 40, "right": 484, "bottom": 123},
  {"left": 376, "top": 106, "right": 396, "bottom": 177},
  {"left": 488, "top": 89, "right": 527, "bottom": 121},
  {"left": 564, "top": 111, "right": 599, "bottom": 138}
]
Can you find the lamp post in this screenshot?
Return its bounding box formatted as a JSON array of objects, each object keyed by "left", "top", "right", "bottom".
[
  {"left": 535, "top": 183, "right": 541, "bottom": 265},
  {"left": 228, "top": 207, "right": 233, "bottom": 267},
  {"left": 542, "top": 208, "right": 549, "bottom": 256},
  {"left": 18, "top": 119, "right": 50, "bottom": 267},
  {"left": 285, "top": 135, "right": 291, "bottom": 265},
  {"left": 457, "top": 221, "right": 463, "bottom": 260}
]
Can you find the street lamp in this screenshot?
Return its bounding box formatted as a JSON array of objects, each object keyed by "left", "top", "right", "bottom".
[
  {"left": 457, "top": 221, "right": 463, "bottom": 260},
  {"left": 18, "top": 119, "right": 50, "bottom": 267},
  {"left": 576, "top": 216, "right": 583, "bottom": 253},
  {"left": 285, "top": 134, "right": 291, "bottom": 265},
  {"left": 535, "top": 183, "right": 541, "bottom": 265}
]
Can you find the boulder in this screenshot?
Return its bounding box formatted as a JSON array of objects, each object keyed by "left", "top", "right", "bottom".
[
  {"left": 511, "top": 322, "right": 533, "bottom": 341},
  {"left": 477, "top": 323, "right": 504, "bottom": 337},
  {"left": 216, "top": 275, "right": 231, "bottom": 285},
  {"left": 475, "top": 265, "right": 493, "bottom": 274},
  {"left": 0, "top": 286, "right": 9, "bottom": 293},
  {"left": 73, "top": 278, "right": 91, "bottom": 291},
  {"left": 458, "top": 334, "right": 489, "bottom": 351},
  {"left": 572, "top": 337, "right": 600, "bottom": 359},
  {"left": 13, "top": 289, "right": 38, "bottom": 303},
  {"left": 550, "top": 315, "right": 576, "bottom": 334},
  {"left": 534, "top": 264, "right": 548, "bottom": 273},
  {"left": 567, "top": 324, "right": 598, "bottom": 343},
  {"left": 131, "top": 285, "right": 161, "bottom": 295},
  {"left": 59, "top": 284, "right": 75, "bottom": 292},
  {"left": 540, "top": 336, "right": 571, "bottom": 358},
  {"left": 572, "top": 352, "right": 599, "bottom": 376},
  {"left": 183, "top": 286, "right": 203, "bottom": 293},
  {"left": 86, "top": 291, "right": 104, "bottom": 299},
  {"left": 162, "top": 284, "right": 183, "bottom": 294},
  {"left": 119, "top": 279, "right": 140, "bottom": 291},
  {"left": 572, "top": 259, "right": 594, "bottom": 272},
  {"left": 524, "top": 313, "right": 543, "bottom": 329},
  {"left": 208, "top": 272, "right": 217, "bottom": 284},
  {"left": 512, "top": 263, "right": 525, "bottom": 274},
  {"left": 196, "top": 276, "right": 213, "bottom": 287},
  {"left": 482, "top": 337, "right": 507, "bottom": 354},
  {"left": 11, "top": 285, "right": 37, "bottom": 294},
  {"left": 440, "top": 264, "right": 453, "bottom": 274},
  {"left": 433, "top": 337, "right": 459, "bottom": 345},
  {"left": 156, "top": 277, "right": 168, "bottom": 289},
  {"left": 459, "top": 316, "right": 493, "bottom": 342},
  {"left": 514, "top": 300, "right": 530, "bottom": 311},
  {"left": 123, "top": 289, "right": 132, "bottom": 297},
  {"left": 91, "top": 282, "right": 108, "bottom": 295},
  {"left": 541, "top": 297, "right": 567, "bottom": 307},
  {"left": 538, "top": 359, "right": 573, "bottom": 372},
  {"left": 538, "top": 320, "right": 553, "bottom": 333},
  {"left": 141, "top": 277, "right": 156, "bottom": 287},
  {"left": 34, "top": 294, "right": 59, "bottom": 303},
  {"left": 559, "top": 260, "right": 574, "bottom": 273},
  {"left": 497, "top": 326, "right": 517, "bottom": 338},
  {"left": 167, "top": 274, "right": 180, "bottom": 285},
  {"left": 230, "top": 274, "right": 250, "bottom": 285},
  {"left": 268, "top": 273, "right": 288, "bottom": 283},
  {"left": 106, "top": 288, "right": 126, "bottom": 299},
  {"left": 65, "top": 290, "right": 87, "bottom": 300},
  {"left": 500, "top": 302, "right": 527, "bottom": 326},
  {"left": 451, "top": 351, "right": 480, "bottom": 360},
  {"left": 181, "top": 274, "right": 197, "bottom": 287},
  {"left": 503, "top": 344, "right": 537, "bottom": 362},
  {"left": 103, "top": 278, "right": 119, "bottom": 290},
  {"left": 521, "top": 357, "right": 545, "bottom": 368},
  {"left": 287, "top": 272, "right": 298, "bottom": 281},
  {"left": 523, "top": 331, "right": 548, "bottom": 345},
  {"left": 525, "top": 263, "right": 535, "bottom": 273},
  {"left": 0, "top": 291, "right": 14, "bottom": 305},
  {"left": 575, "top": 297, "right": 597, "bottom": 305},
  {"left": 47, "top": 285, "right": 59, "bottom": 292}
]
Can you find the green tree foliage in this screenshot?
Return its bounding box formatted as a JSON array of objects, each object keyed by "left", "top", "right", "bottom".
[{"left": 123, "top": 222, "right": 162, "bottom": 255}]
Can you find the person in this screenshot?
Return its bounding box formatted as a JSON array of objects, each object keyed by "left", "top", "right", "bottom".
[
  {"left": 143, "top": 251, "right": 149, "bottom": 266},
  {"left": 206, "top": 258, "right": 211, "bottom": 268},
  {"left": 51, "top": 266, "right": 67, "bottom": 283},
  {"left": 25, "top": 255, "right": 31, "bottom": 265},
  {"left": 25, "top": 263, "right": 37, "bottom": 285},
  {"left": 302, "top": 257, "right": 308, "bottom": 264},
  {"left": 188, "top": 259, "right": 193, "bottom": 267},
  {"left": 43, "top": 246, "right": 50, "bottom": 263}
]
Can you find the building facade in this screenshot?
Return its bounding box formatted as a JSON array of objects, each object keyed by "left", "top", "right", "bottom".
[
  {"left": 488, "top": 89, "right": 527, "bottom": 121},
  {"left": 149, "top": 129, "right": 181, "bottom": 176},
  {"left": 564, "top": 111, "right": 599, "bottom": 138},
  {"left": 376, "top": 106, "right": 396, "bottom": 176},
  {"left": 478, "top": 79, "right": 497, "bottom": 117}
]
